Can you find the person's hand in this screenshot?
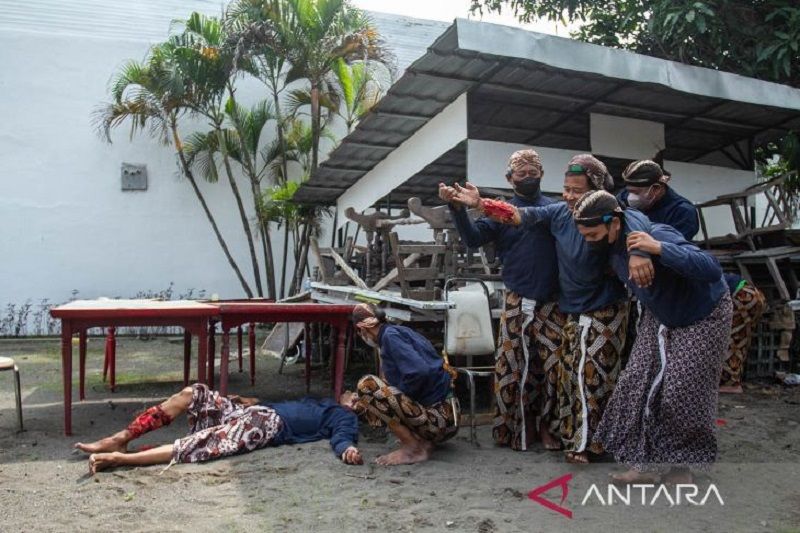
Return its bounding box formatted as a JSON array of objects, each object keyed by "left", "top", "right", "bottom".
[
  {"left": 229, "top": 395, "right": 259, "bottom": 407},
  {"left": 341, "top": 446, "right": 363, "bottom": 465},
  {"left": 438, "top": 182, "right": 459, "bottom": 205},
  {"left": 627, "top": 231, "right": 663, "bottom": 256},
  {"left": 450, "top": 182, "right": 482, "bottom": 208},
  {"left": 628, "top": 254, "right": 655, "bottom": 288}
]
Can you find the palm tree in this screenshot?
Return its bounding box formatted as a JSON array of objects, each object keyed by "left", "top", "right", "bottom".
[
  {"left": 169, "top": 12, "right": 266, "bottom": 297},
  {"left": 94, "top": 48, "right": 256, "bottom": 297}
]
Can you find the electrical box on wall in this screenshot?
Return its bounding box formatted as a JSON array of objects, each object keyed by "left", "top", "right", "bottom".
[{"left": 121, "top": 163, "right": 148, "bottom": 191}]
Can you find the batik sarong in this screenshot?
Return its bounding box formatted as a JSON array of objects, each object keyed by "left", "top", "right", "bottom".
[
  {"left": 595, "top": 292, "right": 733, "bottom": 472},
  {"left": 356, "top": 374, "right": 458, "bottom": 443},
  {"left": 557, "top": 300, "right": 628, "bottom": 454},
  {"left": 493, "top": 291, "right": 565, "bottom": 450},
  {"left": 720, "top": 284, "right": 766, "bottom": 388},
  {"left": 172, "top": 384, "right": 283, "bottom": 463}
]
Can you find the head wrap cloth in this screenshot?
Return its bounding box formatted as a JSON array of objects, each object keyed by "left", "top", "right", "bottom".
[
  {"left": 566, "top": 154, "right": 614, "bottom": 191},
  {"left": 508, "top": 149, "right": 543, "bottom": 177},
  {"left": 622, "top": 159, "right": 668, "bottom": 186}
]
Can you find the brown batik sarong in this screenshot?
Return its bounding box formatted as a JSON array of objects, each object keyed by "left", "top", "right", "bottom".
[
  {"left": 493, "top": 291, "right": 565, "bottom": 451},
  {"left": 172, "top": 384, "right": 283, "bottom": 463},
  {"left": 720, "top": 284, "right": 766, "bottom": 387},
  {"left": 595, "top": 292, "right": 733, "bottom": 472},
  {"left": 557, "top": 300, "right": 628, "bottom": 454},
  {"left": 356, "top": 374, "right": 459, "bottom": 443}
]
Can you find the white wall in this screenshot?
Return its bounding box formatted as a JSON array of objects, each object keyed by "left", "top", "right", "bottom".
[
  {"left": 467, "top": 140, "right": 579, "bottom": 193},
  {"left": 0, "top": 28, "right": 289, "bottom": 332},
  {"left": 334, "top": 94, "right": 468, "bottom": 223}
]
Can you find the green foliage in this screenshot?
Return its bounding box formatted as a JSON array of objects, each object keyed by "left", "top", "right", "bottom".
[
  {"left": 99, "top": 1, "right": 391, "bottom": 298},
  {"left": 470, "top": 1, "right": 800, "bottom": 87}
]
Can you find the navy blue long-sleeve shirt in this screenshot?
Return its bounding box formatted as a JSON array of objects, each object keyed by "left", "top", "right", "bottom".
[
  {"left": 378, "top": 324, "right": 451, "bottom": 407},
  {"left": 608, "top": 210, "right": 726, "bottom": 328},
  {"left": 264, "top": 397, "right": 358, "bottom": 458},
  {"left": 517, "top": 202, "right": 641, "bottom": 313},
  {"left": 618, "top": 187, "right": 699, "bottom": 241},
  {"left": 449, "top": 194, "right": 558, "bottom": 301}
]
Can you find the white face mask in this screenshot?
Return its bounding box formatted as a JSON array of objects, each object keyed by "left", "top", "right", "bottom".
[
  {"left": 628, "top": 186, "right": 655, "bottom": 210},
  {"left": 360, "top": 333, "right": 378, "bottom": 348}
]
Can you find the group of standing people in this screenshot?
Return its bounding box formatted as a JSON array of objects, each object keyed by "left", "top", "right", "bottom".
[
  {"left": 439, "top": 149, "right": 766, "bottom": 483},
  {"left": 74, "top": 149, "right": 766, "bottom": 482}
]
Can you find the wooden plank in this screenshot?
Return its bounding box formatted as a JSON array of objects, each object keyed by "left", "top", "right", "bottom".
[
  {"left": 397, "top": 267, "right": 442, "bottom": 281},
  {"left": 396, "top": 244, "right": 448, "bottom": 254},
  {"left": 327, "top": 247, "right": 369, "bottom": 289},
  {"left": 371, "top": 253, "right": 422, "bottom": 292},
  {"left": 766, "top": 257, "right": 791, "bottom": 301}
]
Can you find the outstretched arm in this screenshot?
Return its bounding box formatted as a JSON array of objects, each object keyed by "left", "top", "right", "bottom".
[
  {"left": 439, "top": 182, "right": 498, "bottom": 248},
  {"left": 328, "top": 408, "right": 363, "bottom": 465}
]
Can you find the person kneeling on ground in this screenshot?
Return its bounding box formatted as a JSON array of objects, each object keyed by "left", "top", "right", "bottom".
[
  {"left": 349, "top": 303, "right": 459, "bottom": 466},
  {"left": 74, "top": 384, "right": 363, "bottom": 473}
]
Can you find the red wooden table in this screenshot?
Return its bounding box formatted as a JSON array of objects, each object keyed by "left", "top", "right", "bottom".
[
  {"left": 50, "top": 299, "right": 219, "bottom": 436},
  {"left": 213, "top": 302, "right": 355, "bottom": 399}
]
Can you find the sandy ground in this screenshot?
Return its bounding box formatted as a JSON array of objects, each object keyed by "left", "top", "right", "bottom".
[{"left": 1, "top": 336, "right": 799, "bottom": 533}]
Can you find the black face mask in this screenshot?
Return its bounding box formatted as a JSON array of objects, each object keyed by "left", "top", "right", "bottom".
[
  {"left": 514, "top": 177, "right": 541, "bottom": 198},
  {"left": 587, "top": 235, "right": 610, "bottom": 253}
]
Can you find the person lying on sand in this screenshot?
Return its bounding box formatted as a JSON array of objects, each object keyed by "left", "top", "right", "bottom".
[
  {"left": 350, "top": 303, "right": 459, "bottom": 466},
  {"left": 74, "top": 384, "right": 363, "bottom": 473}
]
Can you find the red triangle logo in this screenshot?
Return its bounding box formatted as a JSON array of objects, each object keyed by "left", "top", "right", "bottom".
[{"left": 528, "top": 473, "right": 573, "bottom": 519}]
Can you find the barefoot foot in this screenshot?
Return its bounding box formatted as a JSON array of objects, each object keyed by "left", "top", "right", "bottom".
[
  {"left": 662, "top": 468, "right": 693, "bottom": 485},
  {"left": 375, "top": 442, "right": 433, "bottom": 466},
  {"left": 540, "top": 429, "right": 562, "bottom": 451},
  {"left": 719, "top": 385, "right": 743, "bottom": 394},
  {"left": 74, "top": 436, "right": 128, "bottom": 454},
  {"left": 565, "top": 451, "right": 589, "bottom": 464},
  {"left": 89, "top": 451, "right": 124, "bottom": 474},
  {"left": 610, "top": 469, "right": 660, "bottom": 485}
]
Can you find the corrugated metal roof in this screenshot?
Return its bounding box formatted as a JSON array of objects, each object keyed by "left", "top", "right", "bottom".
[{"left": 296, "top": 18, "right": 800, "bottom": 206}]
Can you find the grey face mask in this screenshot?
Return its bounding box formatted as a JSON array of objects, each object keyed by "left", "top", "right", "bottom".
[{"left": 627, "top": 186, "right": 655, "bottom": 210}]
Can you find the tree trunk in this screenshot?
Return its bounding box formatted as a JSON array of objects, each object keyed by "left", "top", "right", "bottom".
[
  {"left": 170, "top": 122, "right": 254, "bottom": 298},
  {"left": 279, "top": 222, "right": 290, "bottom": 300},
  {"left": 310, "top": 80, "right": 320, "bottom": 172},
  {"left": 217, "top": 130, "right": 264, "bottom": 298},
  {"left": 289, "top": 219, "right": 313, "bottom": 296}
]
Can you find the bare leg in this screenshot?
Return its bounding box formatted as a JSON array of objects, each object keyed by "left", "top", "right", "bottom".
[
  {"left": 610, "top": 469, "right": 660, "bottom": 484},
  {"left": 375, "top": 421, "right": 433, "bottom": 466},
  {"left": 75, "top": 386, "right": 194, "bottom": 454},
  {"left": 540, "top": 420, "right": 561, "bottom": 450},
  {"left": 90, "top": 444, "right": 174, "bottom": 474},
  {"left": 719, "top": 384, "right": 743, "bottom": 394},
  {"left": 662, "top": 467, "right": 693, "bottom": 484}
]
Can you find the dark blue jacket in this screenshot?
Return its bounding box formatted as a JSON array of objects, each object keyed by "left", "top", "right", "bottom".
[
  {"left": 450, "top": 194, "right": 558, "bottom": 301},
  {"left": 608, "top": 210, "right": 726, "bottom": 328},
  {"left": 618, "top": 187, "right": 699, "bottom": 241},
  {"left": 265, "top": 397, "right": 358, "bottom": 458},
  {"left": 518, "top": 202, "right": 641, "bottom": 313},
  {"left": 378, "top": 324, "right": 451, "bottom": 407}
]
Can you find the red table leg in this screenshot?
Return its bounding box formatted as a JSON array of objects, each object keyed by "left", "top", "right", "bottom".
[
  {"left": 197, "top": 322, "right": 208, "bottom": 385},
  {"left": 304, "top": 323, "right": 311, "bottom": 393},
  {"left": 208, "top": 321, "right": 216, "bottom": 389},
  {"left": 61, "top": 321, "right": 73, "bottom": 436},
  {"left": 108, "top": 327, "right": 116, "bottom": 393},
  {"left": 333, "top": 322, "right": 346, "bottom": 400},
  {"left": 237, "top": 326, "right": 243, "bottom": 373},
  {"left": 102, "top": 329, "right": 110, "bottom": 382},
  {"left": 79, "top": 329, "right": 87, "bottom": 401},
  {"left": 183, "top": 330, "right": 191, "bottom": 386},
  {"left": 249, "top": 323, "right": 256, "bottom": 386},
  {"left": 220, "top": 330, "right": 230, "bottom": 396}
]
